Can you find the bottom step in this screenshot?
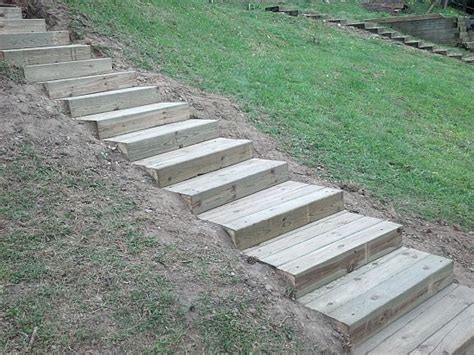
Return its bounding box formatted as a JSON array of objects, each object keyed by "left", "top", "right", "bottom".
[
  {"left": 355, "top": 284, "right": 473, "bottom": 355},
  {"left": 299, "top": 247, "right": 453, "bottom": 344}
]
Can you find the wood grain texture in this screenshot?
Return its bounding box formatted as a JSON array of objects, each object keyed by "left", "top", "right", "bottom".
[
  {"left": 45, "top": 71, "right": 136, "bottom": 99},
  {"left": 62, "top": 86, "right": 160, "bottom": 117},
  {"left": 1, "top": 44, "right": 91, "bottom": 65},
  {"left": 0, "top": 7, "right": 21, "bottom": 19},
  {"left": 134, "top": 138, "right": 253, "bottom": 187},
  {"left": 0, "top": 31, "right": 70, "bottom": 50},
  {"left": 0, "top": 19, "right": 45, "bottom": 33},
  {"left": 79, "top": 102, "right": 191, "bottom": 139},
  {"left": 24, "top": 58, "right": 112, "bottom": 82},
  {"left": 106, "top": 119, "right": 219, "bottom": 161},
  {"left": 166, "top": 158, "right": 289, "bottom": 214}
]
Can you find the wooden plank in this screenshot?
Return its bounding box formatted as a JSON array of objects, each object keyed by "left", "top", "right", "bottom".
[
  {"left": 0, "top": 31, "right": 70, "bottom": 50},
  {"left": 79, "top": 102, "right": 191, "bottom": 139},
  {"left": 355, "top": 285, "right": 473, "bottom": 354},
  {"left": 0, "top": 44, "right": 91, "bottom": 65},
  {"left": 280, "top": 221, "right": 402, "bottom": 296},
  {"left": 134, "top": 138, "right": 253, "bottom": 187},
  {"left": 62, "top": 86, "right": 160, "bottom": 118},
  {"left": 220, "top": 187, "right": 344, "bottom": 250},
  {"left": 198, "top": 181, "right": 314, "bottom": 224},
  {"left": 166, "top": 158, "right": 289, "bottom": 214},
  {"left": 321, "top": 253, "right": 453, "bottom": 342},
  {"left": 106, "top": 119, "right": 219, "bottom": 161},
  {"left": 410, "top": 305, "right": 474, "bottom": 355},
  {"left": 0, "top": 19, "right": 45, "bottom": 33},
  {"left": 262, "top": 216, "right": 383, "bottom": 267},
  {"left": 23, "top": 58, "right": 112, "bottom": 82},
  {"left": 300, "top": 248, "right": 427, "bottom": 306},
  {"left": 245, "top": 211, "right": 363, "bottom": 259},
  {"left": 0, "top": 7, "right": 21, "bottom": 19},
  {"left": 45, "top": 71, "right": 136, "bottom": 99}
]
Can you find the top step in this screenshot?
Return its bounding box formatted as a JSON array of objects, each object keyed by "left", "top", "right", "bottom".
[
  {"left": 355, "top": 284, "right": 473, "bottom": 355},
  {"left": 0, "top": 6, "right": 21, "bottom": 19},
  {"left": 0, "top": 31, "right": 70, "bottom": 50},
  {"left": 0, "top": 19, "right": 46, "bottom": 33}
]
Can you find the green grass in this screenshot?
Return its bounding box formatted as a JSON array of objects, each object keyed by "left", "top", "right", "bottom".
[
  {"left": 62, "top": 0, "right": 473, "bottom": 230},
  {"left": 0, "top": 142, "right": 301, "bottom": 352}
]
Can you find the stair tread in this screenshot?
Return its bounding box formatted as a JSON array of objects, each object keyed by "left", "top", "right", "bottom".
[
  {"left": 247, "top": 212, "right": 400, "bottom": 272},
  {"left": 134, "top": 137, "right": 252, "bottom": 169},
  {"left": 300, "top": 248, "right": 453, "bottom": 330},
  {"left": 0, "top": 31, "right": 71, "bottom": 50},
  {"left": 105, "top": 118, "right": 216, "bottom": 143},
  {"left": 166, "top": 158, "right": 289, "bottom": 214},
  {"left": 78, "top": 102, "right": 188, "bottom": 122},
  {"left": 199, "top": 181, "right": 340, "bottom": 226},
  {"left": 0, "top": 43, "right": 89, "bottom": 52},
  {"left": 61, "top": 85, "right": 157, "bottom": 101},
  {"left": 44, "top": 71, "right": 136, "bottom": 99},
  {"left": 354, "top": 284, "right": 473, "bottom": 354},
  {"left": 166, "top": 158, "right": 287, "bottom": 196}
]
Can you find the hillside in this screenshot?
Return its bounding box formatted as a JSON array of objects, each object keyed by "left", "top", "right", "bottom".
[
  {"left": 63, "top": 0, "right": 473, "bottom": 229},
  {"left": 1, "top": 0, "right": 473, "bottom": 353}
]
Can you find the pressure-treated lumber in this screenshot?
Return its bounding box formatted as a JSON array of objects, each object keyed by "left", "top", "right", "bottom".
[
  {"left": 106, "top": 119, "right": 219, "bottom": 161},
  {"left": 166, "top": 158, "right": 289, "bottom": 214},
  {"left": 0, "top": 7, "right": 21, "bottom": 19},
  {"left": 354, "top": 284, "right": 473, "bottom": 354},
  {"left": 300, "top": 248, "right": 453, "bottom": 344},
  {"left": 199, "top": 181, "right": 344, "bottom": 250},
  {"left": 0, "top": 31, "right": 70, "bottom": 50},
  {"left": 0, "top": 19, "right": 46, "bottom": 33},
  {"left": 246, "top": 212, "right": 402, "bottom": 297},
  {"left": 0, "top": 44, "right": 91, "bottom": 65},
  {"left": 134, "top": 138, "right": 253, "bottom": 187},
  {"left": 45, "top": 71, "right": 136, "bottom": 99},
  {"left": 61, "top": 86, "right": 160, "bottom": 118},
  {"left": 78, "top": 102, "right": 191, "bottom": 139},
  {"left": 23, "top": 58, "right": 112, "bottom": 82}
]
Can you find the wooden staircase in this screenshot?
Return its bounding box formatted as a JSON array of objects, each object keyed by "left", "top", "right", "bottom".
[{"left": 1, "top": 5, "right": 473, "bottom": 353}]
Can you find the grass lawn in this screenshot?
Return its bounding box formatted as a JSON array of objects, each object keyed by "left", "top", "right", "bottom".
[{"left": 64, "top": 0, "right": 473, "bottom": 229}]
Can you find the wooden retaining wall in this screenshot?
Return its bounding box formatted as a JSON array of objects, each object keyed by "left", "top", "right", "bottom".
[{"left": 369, "top": 15, "right": 459, "bottom": 46}]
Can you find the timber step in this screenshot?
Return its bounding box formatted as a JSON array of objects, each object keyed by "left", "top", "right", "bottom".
[
  {"left": 61, "top": 85, "right": 161, "bottom": 118},
  {"left": 78, "top": 102, "right": 191, "bottom": 139},
  {"left": 0, "top": 6, "right": 21, "bottom": 19},
  {"left": 299, "top": 247, "right": 453, "bottom": 344},
  {"left": 105, "top": 119, "right": 219, "bottom": 161},
  {"left": 166, "top": 158, "right": 289, "bottom": 214},
  {"left": 24, "top": 57, "right": 112, "bottom": 82},
  {"left": 134, "top": 137, "right": 253, "bottom": 188},
  {"left": 432, "top": 48, "right": 448, "bottom": 55},
  {"left": 418, "top": 43, "right": 434, "bottom": 50},
  {"left": 0, "top": 31, "right": 70, "bottom": 50},
  {"left": 44, "top": 71, "right": 137, "bottom": 99},
  {"left": 0, "top": 44, "right": 91, "bottom": 65},
  {"left": 199, "top": 181, "right": 344, "bottom": 250},
  {"left": 405, "top": 40, "right": 421, "bottom": 47},
  {"left": 447, "top": 52, "right": 463, "bottom": 59},
  {"left": 245, "top": 211, "right": 402, "bottom": 298},
  {"left": 354, "top": 284, "right": 474, "bottom": 355},
  {"left": 462, "top": 56, "right": 474, "bottom": 63},
  {"left": 0, "top": 19, "right": 46, "bottom": 33}
]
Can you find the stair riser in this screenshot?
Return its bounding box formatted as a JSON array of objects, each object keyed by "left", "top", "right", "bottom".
[
  {"left": 291, "top": 229, "right": 402, "bottom": 298},
  {"left": 45, "top": 72, "right": 137, "bottom": 99},
  {"left": 146, "top": 142, "right": 253, "bottom": 187},
  {"left": 65, "top": 87, "right": 160, "bottom": 118},
  {"left": 114, "top": 121, "right": 220, "bottom": 162},
  {"left": 0, "top": 19, "right": 46, "bottom": 33},
  {"left": 24, "top": 58, "right": 112, "bottom": 82},
  {"left": 227, "top": 191, "right": 344, "bottom": 250},
  {"left": 0, "top": 31, "right": 70, "bottom": 50},
  {"left": 0, "top": 45, "right": 91, "bottom": 66},
  {"left": 0, "top": 7, "right": 21, "bottom": 19},
  {"left": 182, "top": 162, "right": 289, "bottom": 214},
  {"left": 348, "top": 262, "right": 453, "bottom": 344}
]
